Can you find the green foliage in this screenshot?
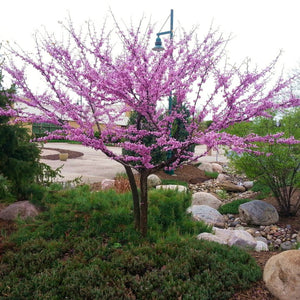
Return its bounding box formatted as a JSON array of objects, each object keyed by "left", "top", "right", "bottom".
[
  {"left": 160, "top": 178, "right": 188, "bottom": 187},
  {"left": 0, "top": 73, "right": 58, "bottom": 199},
  {"left": 0, "top": 186, "right": 261, "bottom": 299},
  {"left": 226, "top": 108, "right": 300, "bottom": 216},
  {"left": 219, "top": 199, "right": 252, "bottom": 215},
  {"left": 204, "top": 170, "right": 219, "bottom": 179},
  {"left": 122, "top": 97, "right": 195, "bottom": 167},
  {"left": 251, "top": 181, "right": 272, "bottom": 199},
  {"left": 0, "top": 174, "right": 14, "bottom": 203},
  {"left": 215, "top": 189, "right": 229, "bottom": 200},
  {"left": 148, "top": 189, "right": 211, "bottom": 237}
]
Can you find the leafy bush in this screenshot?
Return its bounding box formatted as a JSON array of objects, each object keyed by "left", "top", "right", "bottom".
[
  {"left": 226, "top": 108, "right": 300, "bottom": 216},
  {"left": 251, "top": 181, "right": 272, "bottom": 199},
  {"left": 219, "top": 199, "right": 252, "bottom": 214}
]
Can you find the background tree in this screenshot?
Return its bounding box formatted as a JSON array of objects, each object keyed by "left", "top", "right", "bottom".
[
  {"left": 226, "top": 108, "right": 300, "bottom": 216},
  {"left": 0, "top": 71, "right": 42, "bottom": 198},
  {"left": 1, "top": 18, "right": 299, "bottom": 235}
]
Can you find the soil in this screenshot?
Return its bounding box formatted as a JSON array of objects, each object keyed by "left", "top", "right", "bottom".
[{"left": 2, "top": 151, "right": 299, "bottom": 299}]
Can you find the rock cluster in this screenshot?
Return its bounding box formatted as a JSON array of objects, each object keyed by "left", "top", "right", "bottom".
[
  {"left": 221, "top": 215, "right": 299, "bottom": 250},
  {"left": 187, "top": 161, "right": 299, "bottom": 252}
]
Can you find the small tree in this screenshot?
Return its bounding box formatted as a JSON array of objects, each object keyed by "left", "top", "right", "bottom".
[
  {"left": 227, "top": 108, "right": 300, "bottom": 216},
  {"left": 1, "top": 18, "right": 299, "bottom": 235}
]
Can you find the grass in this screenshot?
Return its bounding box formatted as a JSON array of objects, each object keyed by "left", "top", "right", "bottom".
[
  {"left": 204, "top": 170, "right": 219, "bottom": 179},
  {"left": 0, "top": 184, "right": 262, "bottom": 299},
  {"left": 160, "top": 178, "right": 189, "bottom": 187},
  {"left": 219, "top": 198, "right": 252, "bottom": 214}
]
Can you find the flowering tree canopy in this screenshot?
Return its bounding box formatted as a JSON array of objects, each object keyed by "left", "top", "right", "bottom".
[{"left": 1, "top": 18, "right": 299, "bottom": 235}]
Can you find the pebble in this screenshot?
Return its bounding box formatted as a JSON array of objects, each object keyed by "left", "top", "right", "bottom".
[{"left": 189, "top": 166, "right": 300, "bottom": 251}]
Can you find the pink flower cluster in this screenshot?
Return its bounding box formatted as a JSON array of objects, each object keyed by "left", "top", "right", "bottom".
[{"left": 2, "top": 18, "right": 299, "bottom": 172}]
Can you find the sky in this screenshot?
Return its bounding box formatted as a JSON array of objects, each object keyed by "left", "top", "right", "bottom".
[{"left": 1, "top": 0, "right": 300, "bottom": 76}]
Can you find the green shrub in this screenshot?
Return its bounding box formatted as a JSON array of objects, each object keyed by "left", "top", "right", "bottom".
[
  {"left": 226, "top": 108, "right": 300, "bottom": 216},
  {"left": 219, "top": 199, "right": 252, "bottom": 214},
  {"left": 251, "top": 181, "right": 271, "bottom": 199},
  {"left": 0, "top": 186, "right": 262, "bottom": 299},
  {"left": 204, "top": 170, "right": 219, "bottom": 179},
  {"left": 0, "top": 174, "right": 15, "bottom": 203},
  {"left": 0, "top": 238, "right": 261, "bottom": 300}
]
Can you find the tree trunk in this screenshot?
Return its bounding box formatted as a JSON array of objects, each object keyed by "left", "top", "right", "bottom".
[
  {"left": 124, "top": 165, "right": 140, "bottom": 231},
  {"left": 139, "top": 170, "right": 149, "bottom": 237}
]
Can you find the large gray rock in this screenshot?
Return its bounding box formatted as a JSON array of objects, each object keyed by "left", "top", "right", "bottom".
[
  {"left": 156, "top": 185, "right": 187, "bottom": 193},
  {"left": 197, "top": 227, "right": 257, "bottom": 250},
  {"left": 0, "top": 201, "right": 39, "bottom": 220},
  {"left": 198, "top": 162, "right": 213, "bottom": 173},
  {"left": 263, "top": 250, "right": 300, "bottom": 300},
  {"left": 192, "top": 192, "right": 222, "bottom": 209},
  {"left": 188, "top": 205, "right": 225, "bottom": 226},
  {"left": 239, "top": 200, "right": 279, "bottom": 225},
  {"left": 147, "top": 174, "right": 162, "bottom": 188}
]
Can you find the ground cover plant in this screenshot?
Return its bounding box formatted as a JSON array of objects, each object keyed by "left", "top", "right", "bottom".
[
  {"left": 218, "top": 198, "right": 252, "bottom": 215},
  {"left": 0, "top": 185, "right": 262, "bottom": 299},
  {"left": 1, "top": 15, "right": 300, "bottom": 235}
]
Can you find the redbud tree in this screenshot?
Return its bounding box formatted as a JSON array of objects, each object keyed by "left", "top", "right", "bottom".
[{"left": 1, "top": 18, "right": 299, "bottom": 235}]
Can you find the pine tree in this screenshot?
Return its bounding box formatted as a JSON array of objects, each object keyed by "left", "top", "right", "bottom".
[{"left": 0, "top": 72, "right": 41, "bottom": 198}]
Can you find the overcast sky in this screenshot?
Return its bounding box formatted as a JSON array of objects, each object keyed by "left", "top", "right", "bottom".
[{"left": 1, "top": 0, "right": 300, "bottom": 75}]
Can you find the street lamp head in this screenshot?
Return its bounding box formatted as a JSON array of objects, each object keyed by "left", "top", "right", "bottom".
[{"left": 152, "top": 36, "right": 164, "bottom": 52}]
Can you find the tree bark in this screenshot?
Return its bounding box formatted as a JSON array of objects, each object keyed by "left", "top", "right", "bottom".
[
  {"left": 124, "top": 165, "right": 140, "bottom": 231},
  {"left": 139, "top": 170, "right": 149, "bottom": 237}
]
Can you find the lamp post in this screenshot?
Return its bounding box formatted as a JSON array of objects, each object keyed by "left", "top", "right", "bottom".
[{"left": 153, "top": 9, "right": 174, "bottom": 174}]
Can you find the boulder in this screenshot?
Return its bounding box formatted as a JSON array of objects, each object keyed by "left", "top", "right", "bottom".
[
  {"left": 0, "top": 201, "right": 39, "bottom": 220},
  {"left": 239, "top": 200, "right": 279, "bottom": 226},
  {"left": 192, "top": 192, "right": 222, "bottom": 209},
  {"left": 255, "top": 241, "right": 269, "bottom": 252},
  {"left": 101, "top": 179, "right": 115, "bottom": 190},
  {"left": 225, "top": 229, "right": 257, "bottom": 250},
  {"left": 198, "top": 162, "right": 213, "bottom": 173},
  {"left": 243, "top": 181, "right": 254, "bottom": 190},
  {"left": 263, "top": 250, "right": 300, "bottom": 300},
  {"left": 188, "top": 205, "right": 225, "bottom": 226},
  {"left": 216, "top": 174, "right": 231, "bottom": 183},
  {"left": 156, "top": 185, "right": 187, "bottom": 193},
  {"left": 147, "top": 174, "right": 162, "bottom": 188},
  {"left": 197, "top": 227, "right": 257, "bottom": 250},
  {"left": 219, "top": 181, "right": 246, "bottom": 192},
  {"left": 211, "top": 163, "right": 223, "bottom": 173},
  {"left": 197, "top": 232, "right": 227, "bottom": 245}
]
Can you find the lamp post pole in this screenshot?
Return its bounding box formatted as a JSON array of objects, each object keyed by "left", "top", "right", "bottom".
[{"left": 153, "top": 9, "right": 174, "bottom": 174}]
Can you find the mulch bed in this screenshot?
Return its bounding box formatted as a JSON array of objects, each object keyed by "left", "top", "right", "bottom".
[
  {"left": 41, "top": 148, "right": 84, "bottom": 160},
  {"left": 154, "top": 164, "right": 210, "bottom": 184}
]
